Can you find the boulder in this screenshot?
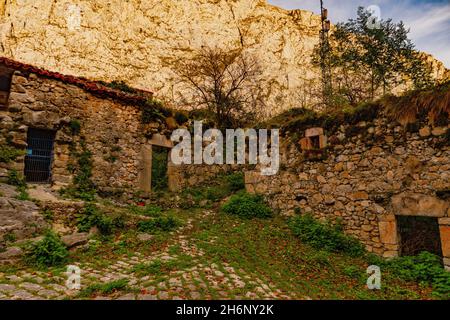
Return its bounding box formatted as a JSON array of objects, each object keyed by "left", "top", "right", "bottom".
[
  {"left": 0, "top": 247, "right": 23, "bottom": 260},
  {"left": 137, "top": 233, "right": 154, "bottom": 241},
  {"left": 61, "top": 233, "right": 89, "bottom": 248}
]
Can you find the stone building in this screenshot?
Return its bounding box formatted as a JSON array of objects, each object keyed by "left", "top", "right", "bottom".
[
  {"left": 245, "top": 115, "right": 450, "bottom": 270},
  {"left": 0, "top": 57, "right": 182, "bottom": 194}
]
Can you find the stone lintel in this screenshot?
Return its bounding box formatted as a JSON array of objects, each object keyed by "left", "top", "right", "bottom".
[
  {"left": 391, "top": 192, "right": 449, "bottom": 218},
  {"left": 305, "top": 127, "right": 324, "bottom": 137},
  {"left": 149, "top": 134, "right": 173, "bottom": 148}
]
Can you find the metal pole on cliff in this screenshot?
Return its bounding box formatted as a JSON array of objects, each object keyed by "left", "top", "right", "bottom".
[{"left": 319, "top": 0, "right": 332, "bottom": 108}]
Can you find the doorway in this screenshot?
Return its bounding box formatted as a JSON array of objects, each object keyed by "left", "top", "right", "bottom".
[
  {"left": 397, "top": 216, "right": 443, "bottom": 257},
  {"left": 24, "top": 128, "right": 56, "bottom": 183},
  {"left": 151, "top": 146, "right": 169, "bottom": 191}
]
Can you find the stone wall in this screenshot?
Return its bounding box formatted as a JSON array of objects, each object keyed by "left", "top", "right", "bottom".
[
  {"left": 169, "top": 163, "right": 234, "bottom": 192},
  {"left": 0, "top": 64, "right": 235, "bottom": 196},
  {"left": 245, "top": 116, "right": 450, "bottom": 268},
  {"left": 0, "top": 67, "right": 165, "bottom": 193}
]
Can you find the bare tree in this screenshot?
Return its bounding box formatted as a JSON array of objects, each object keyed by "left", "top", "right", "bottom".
[{"left": 174, "top": 47, "right": 264, "bottom": 129}]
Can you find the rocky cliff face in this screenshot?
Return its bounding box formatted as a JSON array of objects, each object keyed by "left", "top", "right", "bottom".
[{"left": 0, "top": 0, "right": 447, "bottom": 116}]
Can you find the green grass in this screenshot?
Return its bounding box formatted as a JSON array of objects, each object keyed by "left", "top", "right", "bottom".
[
  {"left": 288, "top": 214, "right": 366, "bottom": 257},
  {"left": 191, "top": 212, "right": 436, "bottom": 300},
  {"left": 2, "top": 190, "right": 441, "bottom": 300},
  {"left": 132, "top": 254, "right": 195, "bottom": 277},
  {"left": 137, "top": 216, "right": 182, "bottom": 233},
  {"left": 180, "top": 171, "right": 245, "bottom": 208},
  {"left": 77, "top": 279, "right": 129, "bottom": 298},
  {"left": 128, "top": 204, "right": 163, "bottom": 217}
]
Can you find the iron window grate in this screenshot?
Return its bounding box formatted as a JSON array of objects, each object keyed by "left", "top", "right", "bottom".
[{"left": 24, "top": 128, "right": 56, "bottom": 183}]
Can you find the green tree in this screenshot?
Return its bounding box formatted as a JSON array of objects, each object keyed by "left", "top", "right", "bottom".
[{"left": 313, "top": 7, "right": 433, "bottom": 106}]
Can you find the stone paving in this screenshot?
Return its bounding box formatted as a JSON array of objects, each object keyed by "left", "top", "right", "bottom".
[{"left": 0, "top": 213, "right": 299, "bottom": 300}]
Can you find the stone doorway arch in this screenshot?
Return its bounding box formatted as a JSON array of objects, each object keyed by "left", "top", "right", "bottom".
[{"left": 138, "top": 134, "right": 175, "bottom": 193}]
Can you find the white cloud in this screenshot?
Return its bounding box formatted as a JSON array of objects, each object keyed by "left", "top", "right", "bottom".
[{"left": 268, "top": 0, "right": 450, "bottom": 68}]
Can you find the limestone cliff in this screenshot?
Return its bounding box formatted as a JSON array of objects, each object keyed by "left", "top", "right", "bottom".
[{"left": 0, "top": 0, "right": 447, "bottom": 116}]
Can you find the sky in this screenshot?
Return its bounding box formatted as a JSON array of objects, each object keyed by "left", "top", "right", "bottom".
[{"left": 268, "top": 0, "right": 450, "bottom": 68}]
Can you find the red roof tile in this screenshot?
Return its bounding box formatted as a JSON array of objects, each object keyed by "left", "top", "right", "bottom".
[{"left": 0, "top": 56, "right": 153, "bottom": 107}]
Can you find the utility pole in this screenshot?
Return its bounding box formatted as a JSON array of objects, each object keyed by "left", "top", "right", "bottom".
[{"left": 319, "top": 0, "right": 332, "bottom": 108}]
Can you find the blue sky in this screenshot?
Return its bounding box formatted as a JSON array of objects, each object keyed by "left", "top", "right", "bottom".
[{"left": 268, "top": 0, "right": 450, "bottom": 68}]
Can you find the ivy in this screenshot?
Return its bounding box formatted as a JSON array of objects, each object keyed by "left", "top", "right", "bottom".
[
  {"left": 7, "top": 169, "right": 30, "bottom": 201},
  {"left": 141, "top": 99, "right": 172, "bottom": 124},
  {"left": 62, "top": 121, "right": 96, "bottom": 201},
  {"left": 69, "top": 119, "right": 81, "bottom": 135},
  {"left": 99, "top": 80, "right": 137, "bottom": 94}
]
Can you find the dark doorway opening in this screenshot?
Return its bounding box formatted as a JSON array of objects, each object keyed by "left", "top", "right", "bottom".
[
  {"left": 151, "top": 146, "right": 169, "bottom": 192},
  {"left": 24, "top": 128, "right": 56, "bottom": 183},
  {"left": 397, "top": 216, "right": 443, "bottom": 257},
  {"left": 310, "top": 135, "right": 321, "bottom": 149}
]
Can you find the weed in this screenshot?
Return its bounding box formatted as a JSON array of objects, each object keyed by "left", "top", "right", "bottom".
[
  {"left": 78, "top": 279, "right": 129, "bottom": 298},
  {"left": 3, "top": 232, "right": 16, "bottom": 243},
  {"left": 343, "top": 265, "right": 363, "bottom": 280},
  {"left": 69, "top": 120, "right": 81, "bottom": 135},
  {"left": 24, "top": 230, "right": 69, "bottom": 268},
  {"left": 384, "top": 252, "right": 450, "bottom": 299},
  {"left": 137, "top": 216, "right": 182, "bottom": 233},
  {"left": 221, "top": 192, "right": 272, "bottom": 219},
  {"left": 288, "top": 214, "right": 366, "bottom": 257},
  {"left": 7, "top": 169, "right": 30, "bottom": 201},
  {"left": 7, "top": 169, "right": 26, "bottom": 187},
  {"left": 226, "top": 172, "right": 245, "bottom": 192},
  {"left": 133, "top": 255, "right": 194, "bottom": 277},
  {"left": 76, "top": 203, "right": 122, "bottom": 235},
  {"left": 128, "top": 204, "right": 162, "bottom": 217},
  {"left": 41, "top": 208, "right": 54, "bottom": 222},
  {"left": 0, "top": 145, "right": 25, "bottom": 163}
]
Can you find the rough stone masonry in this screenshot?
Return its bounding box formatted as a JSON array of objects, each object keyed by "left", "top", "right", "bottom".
[{"left": 245, "top": 116, "right": 450, "bottom": 270}]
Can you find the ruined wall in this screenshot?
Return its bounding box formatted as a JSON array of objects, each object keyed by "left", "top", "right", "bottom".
[
  {"left": 0, "top": 69, "right": 151, "bottom": 192},
  {"left": 169, "top": 163, "right": 235, "bottom": 192},
  {"left": 245, "top": 116, "right": 450, "bottom": 267}
]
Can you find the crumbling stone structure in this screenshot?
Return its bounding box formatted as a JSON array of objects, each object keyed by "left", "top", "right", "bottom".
[
  {"left": 246, "top": 117, "right": 450, "bottom": 269},
  {"left": 0, "top": 58, "right": 182, "bottom": 194},
  {"left": 0, "top": 58, "right": 235, "bottom": 197}
]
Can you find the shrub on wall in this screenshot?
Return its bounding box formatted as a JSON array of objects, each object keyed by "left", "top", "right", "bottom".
[
  {"left": 0, "top": 145, "right": 25, "bottom": 163},
  {"left": 76, "top": 203, "right": 123, "bottom": 235},
  {"left": 288, "top": 214, "right": 366, "bottom": 257},
  {"left": 7, "top": 169, "right": 29, "bottom": 201},
  {"left": 141, "top": 99, "right": 171, "bottom": 124},
  {"left": 69, "top": 119, "right": 81, "bottom": 135},
  {"left": 174, "top": 111, "right": 189, "bottom": 125},
  {"left": 226, "top": 172, "right": 245, "bottom": 192},
  {"left": 221, "top": 191, "right": 272, "bottom": 219},
  {"left": 101, "top": 80, "right": 137, "bottom": 94}
]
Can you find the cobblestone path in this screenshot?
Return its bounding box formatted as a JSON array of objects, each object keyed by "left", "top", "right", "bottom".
[{"left": 0, "top": 212, "right": 301, "bottom": 300}]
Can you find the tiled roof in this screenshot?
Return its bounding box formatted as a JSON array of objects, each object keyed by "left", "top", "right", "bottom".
[{"left": 0, "top": 56, "right": 153, "bottom": 106}]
